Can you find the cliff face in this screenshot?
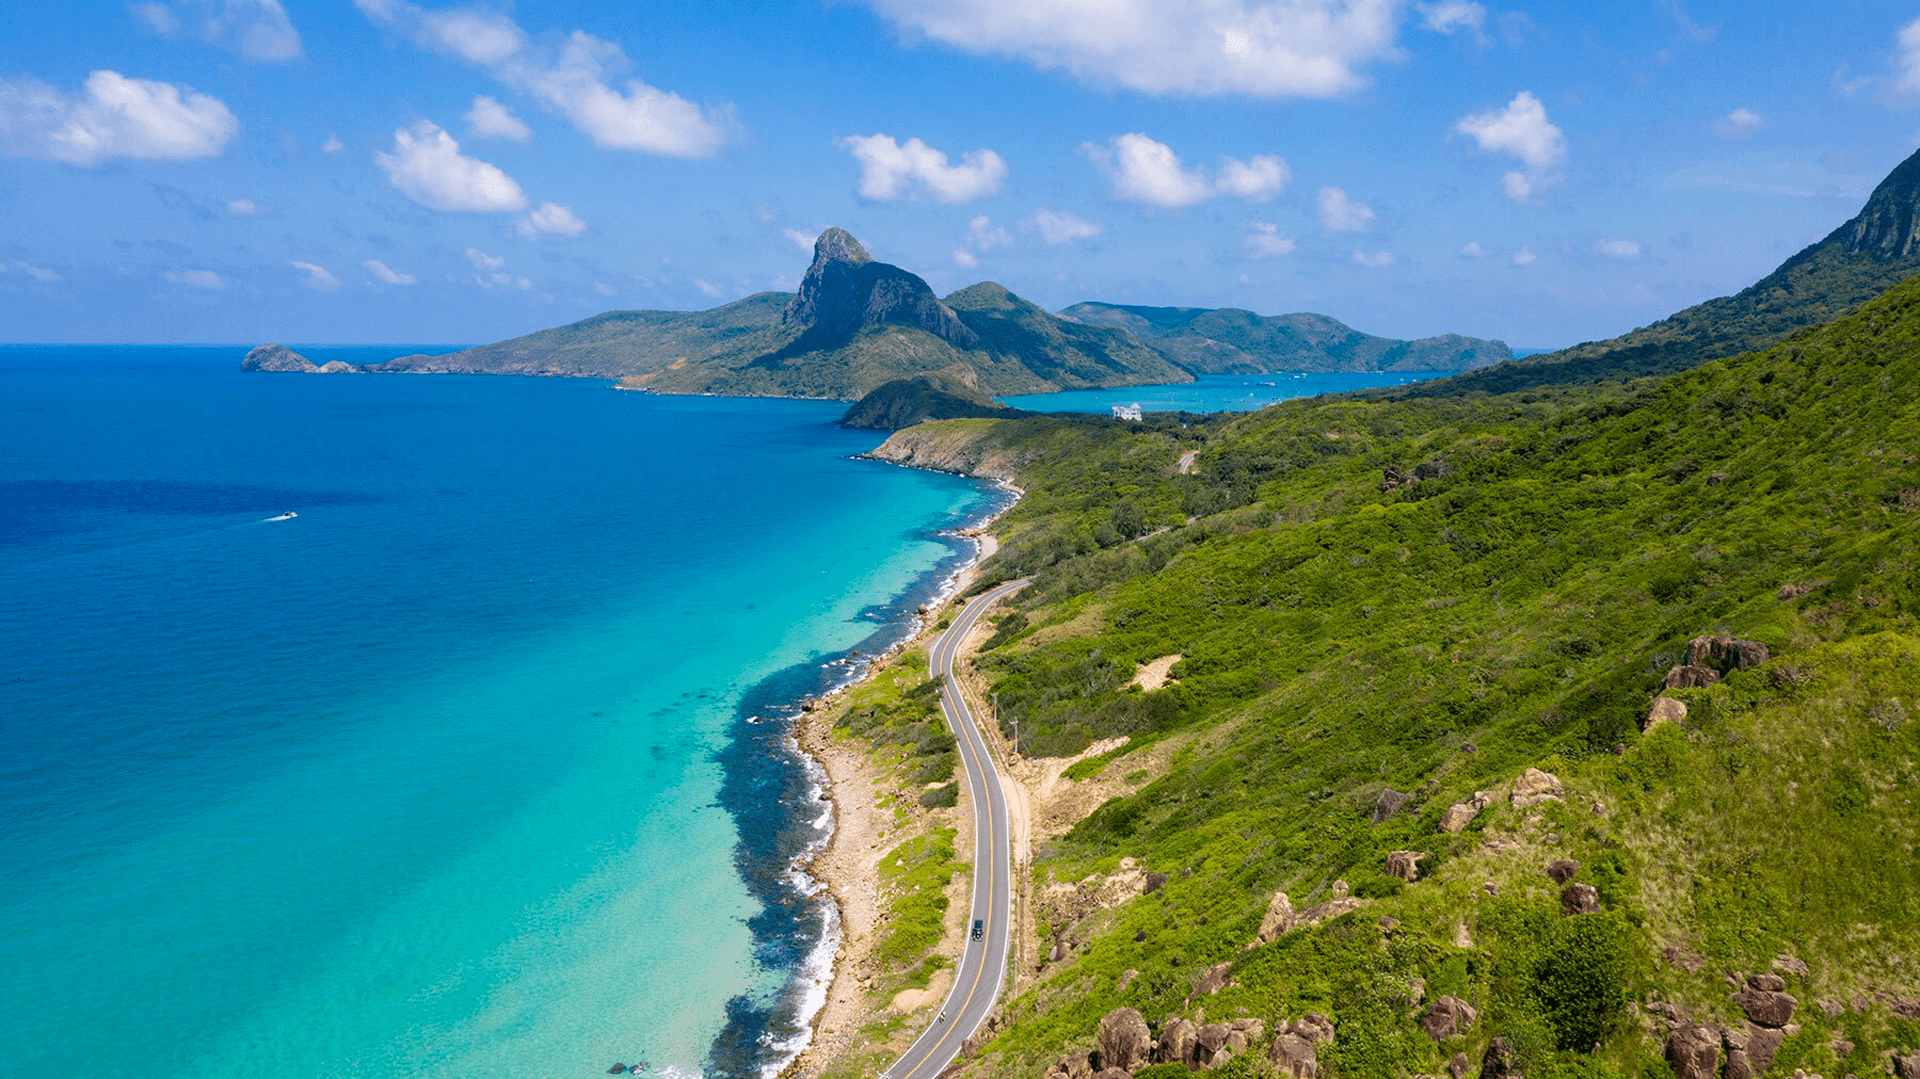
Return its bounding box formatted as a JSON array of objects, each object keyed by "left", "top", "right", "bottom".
[
  {"left": 867, "top": 421, "right": 1029, "bottom": 481},
  {"left": 782, "top": 227, "right": 978, "bottom": 350},
  {"left": 1834, "top": 146, "right": 1920, "bottom": 258}
]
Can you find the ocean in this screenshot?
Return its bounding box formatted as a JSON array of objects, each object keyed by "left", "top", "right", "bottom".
[
  {"left": 0, "top": 346, "right": 1003, "bottom": 1079},
  {"left": 997, "top": 370, "right": 1452, "bottom": 414}
]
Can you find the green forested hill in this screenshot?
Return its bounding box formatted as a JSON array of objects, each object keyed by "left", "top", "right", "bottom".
[
  {"left": 866, "top": 274, "right": 1920, "bottom": 1079},
  {"left": 1394, "top": 146, "right": 1920, "bottom": 399},
  {"left": 1059, "top": 301, "right": 1512, "bottom": 373}
]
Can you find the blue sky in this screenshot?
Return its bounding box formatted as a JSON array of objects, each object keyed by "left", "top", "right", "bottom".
[{"left": 3, "top": 0, "right": 1919, "bottom": 348}]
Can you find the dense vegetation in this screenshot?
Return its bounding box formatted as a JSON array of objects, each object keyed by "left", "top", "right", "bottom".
[
  {"left": 873, "top": 271, "right": 1920, "bottom": 1079},
  {"left": 1060, "top": 302, "right": 1511, "bottom": 374}
]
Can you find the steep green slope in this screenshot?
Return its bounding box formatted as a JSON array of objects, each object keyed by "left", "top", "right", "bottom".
[
  {"left": 1060, "top": 302, "right": 1512, "bottom": 374},
  {"left": 948, "top": 284, "right": 1191, "bottom": 389},
  {"left": 1398, "top": 145, "right": 1920, "bottom": 399},
  {"left": 867, "top": 276, "right": 1920, "bottom": 1079},
  {"left": 837, "top": 369, "right": 1027, "bottom": 430}
]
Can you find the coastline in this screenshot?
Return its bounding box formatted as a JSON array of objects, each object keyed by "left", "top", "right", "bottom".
[{"left": 774, "top": 480, "right": 1017, "bottom": 1079}]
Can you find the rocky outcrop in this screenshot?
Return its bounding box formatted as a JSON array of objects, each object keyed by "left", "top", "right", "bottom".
[
  {"left": 867, "top": 423, "right": 1030, "bottom": 483},
  {"left": 1380, "top": 459, "right": 1452, "bottom": 492},
  {"left": 1255, "top": 891, "right": 1296, "bottom": 944},
  {"left": 1420, "top": 995, "right": 1478, "bottom": 1041},
  {"left": 1645, "top": 697, "right": 1688, "bottom": 730},
  {"left": 837, "top": 371, "right": 1022, "bottom": 430},
  {"left": 1732, "top": 973, "right": 1798, "bottom": 1027},
  {"left": 1440, "top": 790, "right": 1493, "bottom": 833},
  {"left": 243, "top": 343, "right": 322, "bottom": 372},
  {"left": 1193, "top": 961, "right": 1231, "bottom": 996},
  {"left": 1664, "top": 665, "right": 1721, "bottom": 689},
  {"left": 1096, "top": 1007, "right": 1153, "bottom": 1073},
  {"left": 1894, "top": 1050, "right": 1920, "bottom": 1079},
  {"left": 1480, "top": 1035, "right": 1521, "bottom": 1079},
  {"left": 783, "top": 228, "right": 978, "bottom": 350},
  {"left": 1372, "top": 787, "right": 1412, "bottom": 822},
  {"left": 1511, "top": 768, "right": 1564, "bottom": 808},
  {"left": 1547, "top": 859, "right": 1580, "bottom": 884},
  {"left": 1686, "top": 635, "right": 1771, "bottom": 672},
  {"left": 1253, "top": 882, "right": 1362, "bottom": 945},
  {"left": 1668, "top": 1023, "right": 1721, "bottom": 1079},
  {"left": 1267, "top": 1015, "right": 1334, "bottom": 1078},
  {"left": 1385, "top": 851, "right": 1424, "bottom": 882},
  {"left": 1157, "top": 1018, "right": 1197, "bottom": 1066}
]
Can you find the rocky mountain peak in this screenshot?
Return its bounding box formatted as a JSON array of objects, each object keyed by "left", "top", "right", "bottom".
[
  {"left": 1835, "top": 146, "right": 1920, "bottom": 259},
  {"left": 780, "top": 227, "right": 978, "bottom": 350}
]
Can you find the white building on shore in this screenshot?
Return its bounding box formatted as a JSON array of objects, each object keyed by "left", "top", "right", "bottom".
[{"left": 1112, "top": 402, "right": 1144, "bottom": 421}]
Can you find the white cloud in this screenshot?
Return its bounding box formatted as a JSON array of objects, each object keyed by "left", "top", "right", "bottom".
[
  {"left": 164, "top": 269, "right": 224, "bottom": 289},
  {"left": 133, "top": 0, "right": 302, "bottom": 61},
  {"left": 515, "top": 201, "right": 587, "bottom": 238},
  {"left": 322, "top": 134, "right": 345, "bottom": 154},
  {"left": 465, "top": 247, "right": 507, "bottom": 270},
  {"left": 836, "top": 134, "right": 1007, "bottom": 202},
  {"left": 860, "top": 0, "right": 1401, "bottom": 98},
  {"left": 226, "top": 198, "right": 257, "bottom": 215},
  {"left": 1084, "top": 133, "right": 1289, "bottom": 207},
  {"left": 781, "top": 227, "right": 820, "bottom": 252},
  {"left": 291, "top": 260, "right": 341, "bottom": 289},
  {"left": 953, "top": 248, "right": 980, "bottom": 269},
  {"left": 6, "top": 262, "right": 60, "bottom": 282},
  {"left": 1418, "top": 1, "right": 1485, "bottom": 37},
  {"left": 363, "top": 259, "right": 416, "bottom": 285},
  {"left": 1244, "top": 222, "right": 1295, "bottom": 258},
  {"left": 1317, "top": 186, "right": 1374, "bottom": 232},
  {"left": 1512, "top": 246, "right": 1536, "bottom": 265},
  {"left": 694, "top": 278, "right": 724, "bottom": 298},
  {"left": 0, "top": 70, "right": 237, "bottom": 166},
  {"left": 1459, "top": 240, "right": 1486, "bottom": 257},
  {"left": 1715, "top": 106, "right": 1762, "bottom": 137},
  {"left": 1594, "top": 238, "right": 1642, "bottom": 259},
  {"left": 1029, "top": 207, "right": 1104, "bottom": 245},
  {"left": 1901, "top": 17, "right": 1920, "bottom": 96},
  {"left": 1352, "top": 249, "right": 1394, "bottom": 268},
  {"left": 464, "top": 248, "right": 531, "bottom": 290},
  {"left": 354, "top": 0, "right": 732, "bottom": 157},
  {"left": 1455, "top": 90, "right": 1566, "bottom": 202},
  {"left": 375, "top": 121, "right": 527, "bottom": 212},
  {"left": 967, "top": 215, "right": 1013, "bottom": 251},
  {"left": 466, "top": 95, "right": 531, "bottom": 141}
]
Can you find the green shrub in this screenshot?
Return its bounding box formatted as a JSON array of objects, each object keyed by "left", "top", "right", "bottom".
[
  {"left": 919, "top": 783, "right": 959, "bottom": 808},
  {"left": 1535, "top": 914, "right": 1631, "bottom": 1051}
]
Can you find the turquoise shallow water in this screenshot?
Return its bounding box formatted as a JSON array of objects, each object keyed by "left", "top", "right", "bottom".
[
  {"left": 997, "top": 370, "right": 1452, "bottom": 414},
  {"left": 0, "top": 347, "right": 995, "bottom": 1079}
]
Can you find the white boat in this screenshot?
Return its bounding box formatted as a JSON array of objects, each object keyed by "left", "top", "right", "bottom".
[{"left": 265, "top": 511, "right": 298, "bottom": 522}]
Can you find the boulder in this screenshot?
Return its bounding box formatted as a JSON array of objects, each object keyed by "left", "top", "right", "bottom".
[
  {"left": 1290, "top": 1014, "right": 1335, "bottom": 1045},
  {"left": 1511, "top": 768, "right": 1564, "bottom": 808},
  {"left": 1194, "top": 1023, "right": 1232, "bottom": 1069},
  {"left": 1894, "top": 1051, "right": 1920, "bottom": 1079},
  {"left": 1667, "top": 1023, "right": 1721, "bottom": 1079},
  {"left": 1096, "top": 1008, "right": 1153, "bottom": 1074},
  {"left": 1231, "top": 1018, "right": 1266, "bottom": 1039},
  {"left": 1144, "top": 872, "right": 1169, "bottom": 895},
  {"left": 1562, "top": 883, "right": 1601, "bottom": 915},
  {"left": 1058, "top": 1050, "right": 1095, "bottom": 1079},
  {"left": 1439, "top": 792, "right": 1492, "bottom": 834},
  {"left": 1420, "top": 995, "right": 1479, "bottom": 1042},
  {"left": 1645, "top": 697, "right": 1689, "bottom": 730},
  {"left": 1546, "top": 858, "right": 1580, "bottom": 884},
  {"left": 1747, "top": 972, "right": 1787, "bottom": 992},
  {"left": 1255, "top": 891, "right": 1296, "bottom": 944},
  {"left": 1092, "top": 1069, "right": 1133, "bottom": 1079},
  {"left": 1732, "top": 984, "right": 1798, "bottom": 1027},
  {"left": 1687, "top": 635, "right": 1771, "bottom": 671},
  {"left": 1744, "top": 1025, "right": 1785, "bottom": 1074},
  {"left": 1372, "top": 788, "right": 1413, "bottom": 823},
  {"left": 1481, "top": 1035, "right": 1521, "bottom": 1079},
  {"left": 1449, "top": 1052, "right": 1471, "bottom": 1079},
  {"left": 1267, "top": 1033, "right": 1318, "bottom": 1078},
  {"left": 1194, "top": 961, "right": 1232, "bottom": 996},
  {"left": 1386, "top": 851, "right": 1425, "bottom": 882},
  {"left": 1155, "top": 1018, "right": 1195, "bottom": 1065},
  {"left": 1664, "top": 665, "right": 1721, "bottom": 690}
]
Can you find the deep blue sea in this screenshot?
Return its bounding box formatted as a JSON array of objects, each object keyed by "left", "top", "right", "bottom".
[
  {"left": 0, "top": 347, "right": 1002, "bottom": 1079},
  {"left": 998, "top": 370, "right": 1452, "bottom": 414}
]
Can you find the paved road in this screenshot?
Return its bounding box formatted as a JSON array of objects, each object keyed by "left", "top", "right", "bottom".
[{"left": 883, "top": 578, "right": 1027, "bottom": 1079}]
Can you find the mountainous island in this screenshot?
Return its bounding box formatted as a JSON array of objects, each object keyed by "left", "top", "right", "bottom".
[
  {"left": 244, "top": 228, "right": 1510, "bottom": 401},
  {"left": 783, "top": 146, "right": 1920, "bottom": 1079}
]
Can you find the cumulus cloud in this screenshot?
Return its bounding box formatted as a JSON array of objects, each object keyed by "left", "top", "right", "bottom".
[
  {"left": 467, "top": 95, "right": 531, "bottom": 141},
  {"left": 291, "top": 260, "right": 341, "bottom": 289},
  {"left": 836, "top": 134, "right": 1007, "bottom": 202},
  {"left": 0, "top": 70, "right": 238, "bottom": 166},
  {"left": 363, "top": 259, "right": 416, "bottom": 285},
  {"left": 1243, "top": 222, "right": 1296, "bottom": 258},
  {"left": 1459, "top": 240, "right": 1486, "bottom": 257},
  {"left": 1593, "top": 238, "right": 1641, "bottom": 259},
  {"left": 466, "top": 247, "right": 507, "bottom": 270},
  {"left": 1418, "top": 1, "right": 1486, "bottom": 36},
  {"left": 1715, "top": 106, "right": 1762, "bottom": 137},
  {"left": 354, "top": 0, "right": 732, "bottom": 157},
  {"left": 860, "top": 0, "right": 1401, "bottom": 98},
  {"left": 375, "top": 121, "right": 527, "bottom": 212},
  {"left": 4, "top": 261, "right": 61, "bottom": 282},
  {"left": 1083, "top": 133, "right": 1288, "bottom": 207},
  {"left": 1512, "top": 246, "right": 1536, "bottom": 265},
  {"left": 1352, "top": 249, "right": 1394, "bottom": 268},
  {"left": 321, "top": 134, "right": 345, "bottom": 154},
  {"left": 515, "top": 200, "right": 587, "bottom": 238},
  {"left": 781, "top": 227, "right": 821, "bottom": 252},
  {"left": 954, "top": 214, "right": 1014, "bottom": 267},
  {"left": 1029, "top": 207, "right": 1103, "bottom": 245},
  {"left": 1455, "top": 90, "right": 1565, "bottom": 202},
  {"left": 953, "top": 248, "right": 980, "bottom": 269},
  {"left": 226, "top": 198, "right": 257, "bottom": 214},
  {"left": 164, "top": 269, "right": 224, "bottom": 288},
  {"left": 132, "top": 0, "right": 302, "bottom": 61},
  {"left": 1317, "top": 186, "right": 1374, "bottom": 232}
]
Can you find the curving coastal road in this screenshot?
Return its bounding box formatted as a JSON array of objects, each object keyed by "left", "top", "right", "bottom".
[{"left": 883, "top": 578, "right": 1027, "bottom": 1079}]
